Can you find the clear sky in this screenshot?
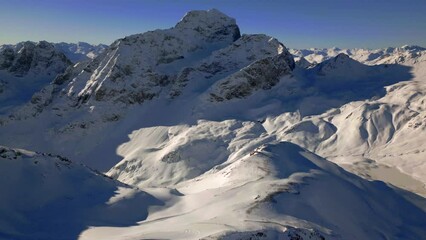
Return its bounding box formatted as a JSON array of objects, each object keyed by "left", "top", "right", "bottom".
[{"left": 1, "top": 0, "right": 426, "bottom": 49}]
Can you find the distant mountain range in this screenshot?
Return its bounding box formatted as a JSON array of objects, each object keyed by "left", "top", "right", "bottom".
[
  {"left": 1, "top": 41, "right": 107, "bottom": 63},
  {"left": 290, "top": 45, "right": 426, "bottom": 65},
  {"left": 54, "top": 42, "right": 108, "bottom": 63}
]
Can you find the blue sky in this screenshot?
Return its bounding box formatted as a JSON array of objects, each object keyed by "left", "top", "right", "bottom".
[{"left": 1, "top": 0, "right": 425, "bottom": 49}]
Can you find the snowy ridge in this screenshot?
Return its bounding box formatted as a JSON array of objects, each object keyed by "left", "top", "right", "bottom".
[
  {"left": 266, "top": 80, "right": 426, "bottom": 193},
  {"left": 0, "top": 10, "right": 294, "bottom": 129},
  {"left": 290, "top": 45, "right": 426, "bottom": 65},
  {"left": 86, "top": 130, "right": 426, "bottom": 239},
  {"left": 265, "top": 47, "right": 426, "bottom": 193},
  {"left": 0, "top": 146, "right": 161, "bottom": 240},
  {"left": 171, "top": 34, "right": 291, "bottom": 98},
  {"left": 54, "top": 42, "right": 108, "bottom": 63},
  {"left": 0, "top": 41, "right": 70, "bottom": 77},
  {"left": 0, "top": 41, "right": 71, "bottom": 114},
  {"left": 62, "top": 9, "right": 241, "bottom": 106}
]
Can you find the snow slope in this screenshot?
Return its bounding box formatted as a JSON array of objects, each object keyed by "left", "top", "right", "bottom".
[
  {"left": 84, "top": 127, "right": 426, "bottom": 239},
  {"left": 266, "top": 49, "right": 426, "bottom": 194},
  {"left": 0, "top": 146, "right": 161, "bottom": 240}
]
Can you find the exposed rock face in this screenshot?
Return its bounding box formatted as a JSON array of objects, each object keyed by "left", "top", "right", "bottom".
[
  {"left": 0, "top": 41, "right": 71, "bottom": 77},
  {"left": 170, "top": 34, "right": 293, "bottom": 97},
  {"left": 54, "top": 9, "right": 241, "bottom": 106},
  {"left": 175, "top": 9, "right": 241, "bottom": 42},
  {"left": 0, "top": 41, "right": 72, "bottom": 115},
  {"left": 209, "top": 48, "right": 294, "bottom": 101},
  {"left": 295, "top": 56, "right": 313, "bottom": 69},
  {"left": 37, "top": 9, "right": 294, "bottom": 111}
]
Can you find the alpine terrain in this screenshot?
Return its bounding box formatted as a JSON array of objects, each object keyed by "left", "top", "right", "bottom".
[{"left": 1, "top": 9, "right": 426, "bottom": 240}]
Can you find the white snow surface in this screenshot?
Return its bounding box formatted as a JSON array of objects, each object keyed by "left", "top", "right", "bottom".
[
  {"left": 88, "top": 136, "right": 426, "bottom": 239},
  {"left": 0, "top": 146, "right": 161, "bottom": 240},
  {"left": 1, "top": 9, "right": 426, "bottom": 240},
  {"left": 290, "top": 45, "right": 426, "bottom": 66},
  {"left": 54, "top": 42, "right": 108, "bottom": 63}
]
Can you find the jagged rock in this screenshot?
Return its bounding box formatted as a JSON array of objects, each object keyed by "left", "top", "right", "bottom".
[
  {"left": 58, "top": 9, "right": 241, "bottom": 106},
  {"left": 0, "top": 41, "right": 71, "bottom": 77},
  {"left": 170, "top": 34, "right": 293, "bottom": 97},
  {"left": 175, "top": 9, "right": 241, "bottom": 42},
  {"left": 209, "top": 45, "right": 295, "bottom": 101},
  {"left": 295, "top": 56, "right": 313, "bottom": 69}
]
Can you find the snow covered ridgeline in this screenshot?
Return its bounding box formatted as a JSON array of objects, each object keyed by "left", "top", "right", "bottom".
[
  {"left": 2, "top": 136, "right": 425, "bottom": 239},
  {"left": 267, "top": 46, "right": 426, "bottom": 192},
  {"left": 0, "top": 40, "right": 106, "bottom": 115},
  {"left": 0, "top": 41, "right": 107, "bottom": 64},
  {"left": 290, "top": 45, "right": 426, "bottom": 66},
  {"left": 0, "top": 41, "right": 70, "bottom": 78},
  {"left": 90, "top": 120, "right": 426, "bottom": 239},
  {"left": 61, "top": 8, "right": 242, "bottom": 106},
  {"left": 0, "top": 9, "right": 295, "bottom": 172},
  {"left": 0, "top": 146, "right": 161, "bottom": 240},
  {"left": 0, "top": 41, "right": 72, "bottom": 114},
  {"left": 54, "top": 42, "right": 107, "bottom": 63},
  {"left": 41, "top": 9, "right": 293, "bottom": 108}
]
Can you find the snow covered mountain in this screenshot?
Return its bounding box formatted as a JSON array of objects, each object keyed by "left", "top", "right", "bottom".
[
  {"left": 54, "top": 42, "right": 108, "bottom": 63},
  {"left": 290, "top": 45, "right": 426, "bottom": 66},
  {"left": 0, "top": 9, "right": 295, "bottom": 169},
  {"left": 0, "top": 41, "right": 71, "bottom": 114},
  {"left": 0, "top": 41, "right": 70, "bottom": 78},
  {"left": 0, "top": 41, "right": 107, "bottom": 115},
  {"left": 266, "top": 50, "right": 426, "bottom": 196},
  {"left": 1, "top": 9, "right": 426, "bottom": 240},
  {"left": 279, "top": 45, "right": 426, "bottom": 194},
  {"left": 99, "top": 128, "right": 426, "bottom": 239}
]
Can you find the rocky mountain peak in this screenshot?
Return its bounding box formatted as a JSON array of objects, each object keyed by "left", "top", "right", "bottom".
[
  {"left": 2, "top": 10, "right": 296, "bottom": 122},
  {"left": 0, "top": 41, "right": 71, "bottom": 77},
  {"left": 175, "top": 9, "right": 240, "bottom": 42},
  {"left": 399, "top": 45, "right": 426, "bottom": 52},
  {"left": 54, "top": 42, "right": 108, "bottom": 63},
  {"left": 314, "top": 53, "right": 366, "bottom": 76},
  {"left": 295, "top": 56, "right": 313, "bottom": 69},
  {"left": 334, "top": 52, "right": 350, "bottom": 61}
]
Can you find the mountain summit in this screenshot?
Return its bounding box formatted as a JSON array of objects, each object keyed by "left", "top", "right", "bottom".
[
  {"left": 175, "top": 9, "right": 241, "bottom": 42},
  {"left": 0, "top": 8, "right": 293, "bottom": 124}
]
